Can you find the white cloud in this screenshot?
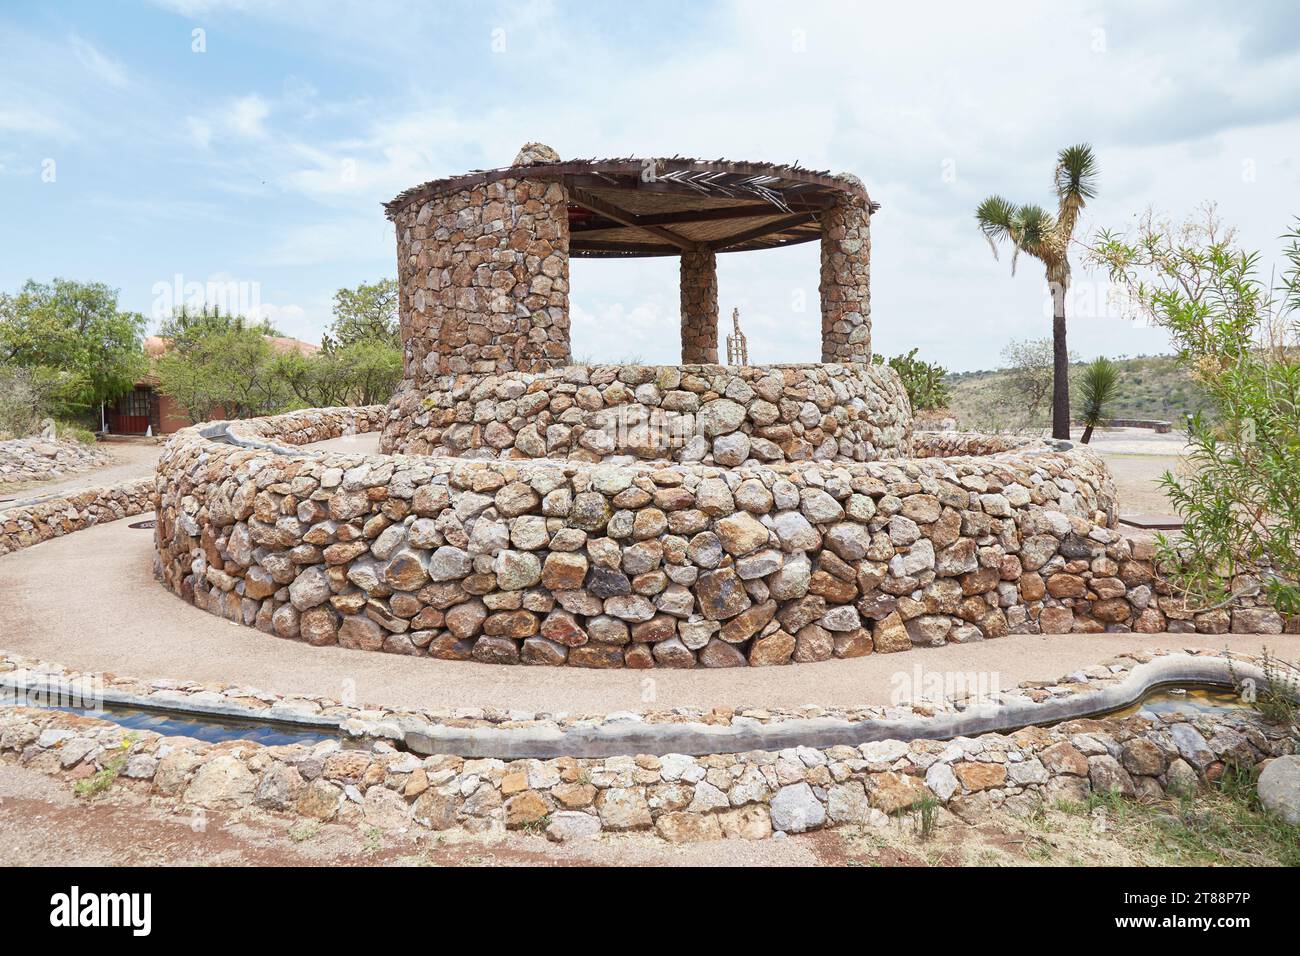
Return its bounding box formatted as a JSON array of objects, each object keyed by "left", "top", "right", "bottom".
[
  {"left": 228, "top": 94, "right": 270, "bottom": 137},
  {"left": 259, "top": 216, "right": 393, "bottom": 267},
  {"left": 248, "top": 300, "right": 323, "bottom": 341},
  {"left": 186, "top": 94, "right": 270, "bottom": 148},
  {"left": 69, "top": 35, "right": 129, "bottom": 88},
  {"left": 0, "top": 106, "right": 67, "bottom": 137},
  {"left": 7, "top": 0, "right": 1300, "bottom": 370}
]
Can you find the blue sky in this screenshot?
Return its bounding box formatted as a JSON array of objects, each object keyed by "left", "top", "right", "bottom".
[{"left": 2, "top": 0, "right": 1299, "bottom": 371}]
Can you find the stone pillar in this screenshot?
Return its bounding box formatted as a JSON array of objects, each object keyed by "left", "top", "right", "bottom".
[
  {"left": 819, "top": 186, "right": 871, "bottom": 364},
  {"left": 391, "top": 145, "right": 571, "bottom": 380},
  {"left": 680, "top": 247, "right": 719, "bottom": 364}
]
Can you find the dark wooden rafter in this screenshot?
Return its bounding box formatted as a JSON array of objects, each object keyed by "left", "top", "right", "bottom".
[
  {"left": 562, "top": 174, "right": 839, "bottom": 208},
  {"left": 569, "top": 200, "right": 835, "bottom": 234},
  {"left": 708, "top": 212, "right": 818, "bottom": 251},
  {"left": 720, "top": 229, "right": 821, "bottom": 253},
  {"left": 567, "top": 186, "right": 695, "bottom": 250},
  {"left": 570, "top": 242, "right": 683, "bottom": 258}
]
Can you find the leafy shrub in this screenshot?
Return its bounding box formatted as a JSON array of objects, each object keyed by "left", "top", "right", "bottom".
[
  {"left": 0, "top": 364, "right": 82, "bottom": 438},
  {"left": 1090, "top": 209, "right": 1300, "bottom": 613},
  {"left": 0, "top": 278, "right": 146, "bottom": 420},
  {"left": 55, "top": 422, "right": 99, "bottom": 444},
  {"left": 875, "top": 348, "right": 951, "bottom": 411},
  {"left": 1077, "top": 356, "right": 1121, "bottom": 443}
]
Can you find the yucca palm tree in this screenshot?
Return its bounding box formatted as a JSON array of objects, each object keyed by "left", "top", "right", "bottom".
[
  {"left": 1077, "top": 356, "right": 1120, "bottom": 443},
  {"left": 976, "top": 144, "right": 1098, "bottom": 439}
]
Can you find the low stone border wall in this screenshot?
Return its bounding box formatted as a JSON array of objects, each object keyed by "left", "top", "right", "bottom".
[
  {"left": 911, "top": 431, "right": 1045, "bottom": 458},
  {"left": 379, "top": 362, "right": 913, "bottom": 465},
  {"left": 0, "top": 647, "right": 1205, "bottom": 753},
  {"left": 0, "top": 478, "right": 154, "bottom": 556},
  {"left": 2, "top": 651, "right": 1293, "bottom": 843},
  {"left": 154, "top": 405, "right": 1290, "bottom": 670},
  {"left": 1077, "top": 418, "right": 1174, "bottom": 433},
  {"left": 0, "top": 436, "right": 110, "bottom": 487}
]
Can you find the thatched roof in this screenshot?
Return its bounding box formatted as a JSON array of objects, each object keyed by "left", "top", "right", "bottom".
[{"left": 385, "top": 156, "right": 877, "bottom": 258}]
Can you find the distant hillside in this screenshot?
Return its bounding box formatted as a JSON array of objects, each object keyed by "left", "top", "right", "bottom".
[{"left": 946, "top": 354, "right": 1212, "bottom": 430}]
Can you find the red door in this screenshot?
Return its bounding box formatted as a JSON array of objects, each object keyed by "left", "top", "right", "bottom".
[{"left": 108, "top": 387, "right": 154, "bottom": 434}]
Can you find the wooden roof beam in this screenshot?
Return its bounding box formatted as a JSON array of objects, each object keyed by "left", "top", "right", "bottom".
[
  {"left": 708, "top": 212, "right": 818, "bottom": 251},
  {"left": 635, "top": 201, "right": 832, "bottom": 226},
  {"left": 567, "top": 186, "right": 695, "bottom": 251}
]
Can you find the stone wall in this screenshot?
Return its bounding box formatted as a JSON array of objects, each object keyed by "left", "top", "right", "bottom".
[
  {"left": 911, "top": 431, "right": 1045, "bottom": 458},
  {"left": 679, "top": 249, "right": 719, "bottom": 363},
  {"left": 392, "top": 176, "right": 570, "bottom": 380},
  {"left": 4, "top": 651, "right": 1293, "bottom": 843},
  {"left": 379, "top": 362, "right": 913, "bottom": 465},
  {"left": 0, "top": 436, "right": 110, "bottom": 487},
  {"left": 0, "top": 478, "right": 154, "bottom": 556},
  {"left": 819, "top": 187, "right": 872, "bottom": 364},
  {"left": 165, "top": 405, "right": 1269, "bottom": 670}
]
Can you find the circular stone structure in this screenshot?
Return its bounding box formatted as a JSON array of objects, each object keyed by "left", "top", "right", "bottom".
[
  {"left": 151, "top": 405, "right": 1140, "bottom": 670},
  {"left": 380, "top": 147, "right": 882, "bottom": 458},
  {"left": 380, "top": 362, "right": 913, "bottom": 465},
  {"left": 152, "top": 145, "right": 1217, "bottom": 670}
]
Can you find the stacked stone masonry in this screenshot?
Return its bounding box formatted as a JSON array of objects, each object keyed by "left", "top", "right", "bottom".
[
  {"left": 679, "top": 249, "right": 719, "bottom": 363},
  {"left": 381, "top": 362, "right": 913, "bottom": 465},
  {"left": 3, "top": 652, "right": 1294, "bottom": 842},
  {"left": 392, "top": 176, "right": 571, "bottom": 379},
  {"left": 819, "top": 188, "right": 872, "bottom": 364},
  {"left": 0, "top": 478, "right": 154, "bottom": 556},
  {"left": 151, "top": 404, "right": 1293, "bottom": 671}
]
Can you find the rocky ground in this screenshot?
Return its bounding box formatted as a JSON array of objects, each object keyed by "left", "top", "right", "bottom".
[
  {"left": 0, "top": 437, "right": 109, "bottom": 491},
  {"left": 0, "top": 437, "right": 159, "bottom": 502},
  {"left": 3, "top": 760, "right": 1292, "bottom": 867}
]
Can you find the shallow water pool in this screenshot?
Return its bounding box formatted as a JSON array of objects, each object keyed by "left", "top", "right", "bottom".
[{"left": 49, "top": 702, "right": 346, "bottom": 748}]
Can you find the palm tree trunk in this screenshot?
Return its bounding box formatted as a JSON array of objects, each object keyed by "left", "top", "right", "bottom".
[
  {"left": 1050, "top": 280, "right": 1070, "bottom": 440},
  {"left": 1081, "top": 423, "right": 1094, "bottom": 444}
]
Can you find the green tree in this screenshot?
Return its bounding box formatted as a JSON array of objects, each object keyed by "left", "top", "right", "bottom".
[
  {"left": 976, "top": 144, "right": 1099, "bottom": 439},
  {"left": 328, "top": 278, "right": 399, "bottom": 348},
  {"left": 281, "top": 278, "right": 405, "bottom": 407},
  {"left": 0, "top": 365, "right": 81, "bottom": 438},
  {"left": 276, "top": 340, "right": 402, "bottom": 409},
  {"left": 154, "top": 307, "right": 292, "bottom": 422},
  {"left": 0, "top": 278, "right": 146, "bottom": 418},
  {"left": 999, "top": 337, "right": 1074, "bottom": 428},
  {"left": 1076, "top": 356, "right": 1121, "bottom": 443},
  {"left": 1088, "top": 209, "right": 1300, "bottom": 614}
]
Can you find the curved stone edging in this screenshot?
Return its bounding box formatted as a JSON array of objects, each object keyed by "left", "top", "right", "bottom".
[
  {"left": 2, "top": 652, "right": 1285, "bottom": 759},
  {"left": 396, "top": 654, "right": 1282, "bottom": 757},
  {"left": 155, "top": 405, "right": 1150, "bottom": 670},
  {"left": 0, "top": 477, "right": 154, "bottom": 556},
  {"left": 380, "top": 362, "right": 913, "bottom": 465},
  {"left": 3, "top": 650, "right": 1295, "bottom": 842}
]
